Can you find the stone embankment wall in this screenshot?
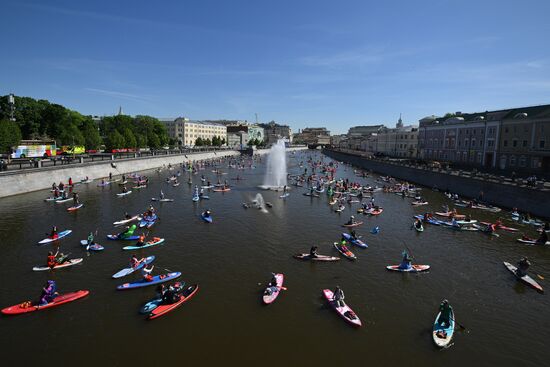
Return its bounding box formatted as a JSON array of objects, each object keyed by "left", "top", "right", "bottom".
[
  {"left": 0, "top": 147, "right": 308, "bottom": 198},
  {"left": 323, "top": 149, "right": 550, "bottom": 219}
]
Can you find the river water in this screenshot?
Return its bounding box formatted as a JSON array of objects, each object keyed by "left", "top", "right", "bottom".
[{"left": 0, "top": 150, "right": 548, "bottom": 366}]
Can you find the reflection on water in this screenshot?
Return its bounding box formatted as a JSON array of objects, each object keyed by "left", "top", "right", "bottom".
[{"left": 0, "top": 151, "right": 548, "bottom": 367}]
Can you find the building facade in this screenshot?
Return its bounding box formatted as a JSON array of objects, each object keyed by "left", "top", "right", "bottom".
[
  {"left": 226, "top": 125, "right": 249, "bottom": 149},
  {"left": 374, "top": 125, "right": 418, "bottom": 158},
  {"left": 418, "top": 104, "right": 550, "bottom": 173},
  {"left": 261, "top": 121, "right": 293, "bottom": 145},
  {"left": 293, "top": 127, "right": 331, "bottom": 145},
  {"left": 163, "top": 118, "right": 226, "bottom": 147}
]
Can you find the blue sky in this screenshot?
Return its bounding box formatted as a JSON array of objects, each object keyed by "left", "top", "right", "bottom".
[{"left": 2, "top": 0, "right": 550, "bottom": 134}]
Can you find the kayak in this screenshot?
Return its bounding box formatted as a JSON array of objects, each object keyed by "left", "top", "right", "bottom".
[
  {"left": 293, "top": 254, "right": 340, "bottom": 261},
  {"left": 516, "top": 239, "right": 550, "bottom": 245},
  {"left": 212, "top": 188, "right": 231, "bottom": 192},
  {"left": 262, "top": 274, "right": 284, "bottom": 304},
  {"left": 117, "top": 191, "right": 132, "bottom": 197},
  {"left": 342, "top": 233, "right": 368, "bottom": 248},
  {"left": 279, "top": 193, "right": 290, "bottom": 199},
  {"left": 333, "top": 242, "right": 357, "bottom": 260},
  {"left": 432, "top": 309, "right": 455, "bottom": 348},
  {"left": 2, "top": 290, "right": 90, "bottom": 315},
  {"left": 200, "top": 214, "right": 213, "bottom": 223},
  {"left": 113, "top": 215, "right": 141, "bottom": 226},
  {"left": 33, "top": 258, "right": 83, "bottom": 271},
  {"left": 369, "top": 208, "right": 383, "bottom": 216},
  {"left": 322, "top": 289, "right": 362, "bottom": 327},
  {"left": 122, "top": 237, "right": 165, "bottom": 251},
  {"left": 112, "top": 256, "right": 156, "bottom": 278},
  {"left": 151, "top": 198, "right": 174, "bottom": 202},
  {"left": 386, "top": 264, "right": 430, "bottom": 272},
  {"left": 149, "top": 284, "right": 199, "bottom": 320},
  {"left": 107, "top": 234, "right": 140, "bottom": 241},
  {"left": 79, "top": 240, "right": 105, "bottom": 251},
  {"left": 38, "top": 230, "right": 72, "bottom": 245},
  {"left": 503, "top": 262, "right": 544, "bottom": 293},
  {"left": 116, "top": 272, "right": 181, "bottom": 290},
  {"left": 140, "top": 281, "right": 186, "bottom": 314},
  {"left": 341, "top": 221, "right": 363, "bottom": 228},
  {"left": 67, "top": 203, "right": 83, "bottom": 211}
]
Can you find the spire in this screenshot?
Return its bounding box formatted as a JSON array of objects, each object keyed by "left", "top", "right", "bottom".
[
  {"left": 117, "top": 106, "right": 124, "bottom": 115},
  {"left": 397, "top": 113, "right": 403, "bottom": 128}
]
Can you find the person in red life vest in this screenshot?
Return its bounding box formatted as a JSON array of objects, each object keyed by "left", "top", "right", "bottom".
[
  {"left": 50, "top": 226, "right": 59, "bottom": 239},
  {"left": 130, "top": 255, "right": 143, "bottom": 268},
  {"left": 142, "top": 264, "right": 154, "bottom": 282},
  {"left": 68, "top": 177, "right": 73, "bottom": 186},
  {"left": 47, "top": 250, "right": 59, "bottom": 269}
]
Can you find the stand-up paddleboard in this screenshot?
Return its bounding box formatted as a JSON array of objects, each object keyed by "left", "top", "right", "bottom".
[
  {"left": 293, "top": 254, "right": 340, "bottom": 261},
  {"left": 117, "top": 191, "right": 132, "bottom": 197},
  {"left": 38, "top": 230, "right": 72, "bottom": 245},
  {"left": 122, "top": 238, "right": 165, "bottom": 251},
  {"left": 2, "top": 290, "right": 90, "bottom": 315},
  {"left": 67, "top": 203, "right": 83, "bottom": 212},
  {"left": 33, "top": 258, "right": 83, "bottom": 271},
  {"left": 107, "top": 234, "right": 140, "bottom": 241},
  {"left": 79, "top": 240, "right": 104, "bottom": 251},
  {"left": 112, "top": 256, "right": 155, "bottom": 278},
  {"left": 503, "top": 262, "right": 543, "bottom": 293},
  {"left": 432, "top": 309, "right": 455, "bottom": 348},
  {"left": 333, "top": 242, "right": 357, "bottom": 260},
  {"left": 262, "top": 274, "right": 284, "bottom": 304},
  {"left": 148, "top": 284, "right": 199, "bottom": 320},
  {"left": 322, "top": 289, "right": 362, "bottom": 327},
  {"left": 116, "top": 272, "right": 181, "bottom": 290},
  {"left": 386, "top": 264, "right": 430, "bottom": 272}
]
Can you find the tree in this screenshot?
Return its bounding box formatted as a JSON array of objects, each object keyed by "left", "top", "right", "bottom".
[
  {"left": 122, "top": 128, "right": 137, "bottom": 148},
  {"left": 212, "top": 136, "right": 219, "bottom": 146},
  {"left": 221, "top": 138, "right": 226, "bottom": 146},
  {"left": 57, "top": 123, "right": 85, "bottom": 146},
  {"left": 106, "top": 130, "right": 125, "bottom": 151},
  {"left": 204, "top": 138, "right": 211, "bottom": 146},
  {"left": 148, "top": 133, "right": 161, "bottom": 149},
  {"left": 0, "top": 119, "right": 22, "bottom": 154},
  {"left": 195, "top": 137, "right": 204, "bottom": 146},
  {"left": 82, "top": 120, "right": 102, "bottom": 150}
]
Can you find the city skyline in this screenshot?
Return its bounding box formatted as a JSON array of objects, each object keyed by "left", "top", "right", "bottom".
[{"left": 2, "top": 0, "right": 550, "bottom": 134}]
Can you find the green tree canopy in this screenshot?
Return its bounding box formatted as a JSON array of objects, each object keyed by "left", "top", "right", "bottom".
[
  {"left": 0, "top": 119, "right": 22, "bottom": 154},
  {"left": 122, "top": 128, "right": 137, "bottom": 148},
  {"left": 106, "top": 130, "right": 125, "bottom": 151},
  {"left": 195, "top": 137, "right": 204, "bottom": 146}
]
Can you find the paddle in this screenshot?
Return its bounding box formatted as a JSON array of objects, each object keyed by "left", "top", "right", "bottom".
[
  {"left": 537, "top": 274, "right": 545, "bottom": 280},
  {"left": 450, "top": 317, "right": 468, "bottom": 331}
]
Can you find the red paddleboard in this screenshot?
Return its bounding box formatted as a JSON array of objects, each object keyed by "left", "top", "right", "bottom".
[
  {"left": 149, "top": 285, "right": 199, "bottom": 320},
  {"left": 2, "top": 290, "right": 89, "bottom": 315}
]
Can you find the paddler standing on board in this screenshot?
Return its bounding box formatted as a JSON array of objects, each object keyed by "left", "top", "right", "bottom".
[
  {"left": 437, "top": 300, "right": 453, "bottom": 329},
  {"left": 333, "top": 286, "right": 345, "bottom": 307},
  {"left": 39, "top": 280, "right": 58, "bottom": 306}
]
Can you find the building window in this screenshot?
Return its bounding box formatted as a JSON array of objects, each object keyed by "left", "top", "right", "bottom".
[
  {"left": 540, "top": 140, "right": 546, "bottom": 149},
  {"left": 523, "top": 140, "right": 528, "bottom": 147},
  {"left": 505, "top": 127, "right": 509, "bottom": 133},
  {"left": 519, "top": 156, "right": 527, "bottom": 167},
  {"left": 512, "top": 139, "right": 518, "bottom": 147},
  {"left": 477, "top": 152, "right": 482, "bottom": 163},
  {"left": 488, "top": 139, "right": 494, "bottom": 147},
  {"left": 503, "top": 140, "right": 508, "bottom": 147},
  {"left": 510, "top": 155, "right": 516, "bottom": 166}
]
